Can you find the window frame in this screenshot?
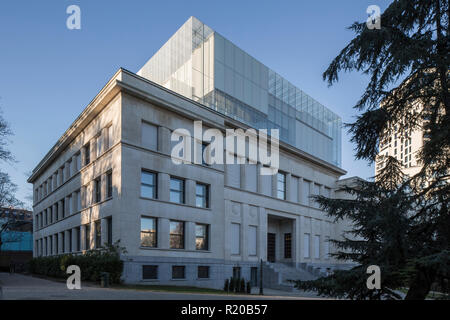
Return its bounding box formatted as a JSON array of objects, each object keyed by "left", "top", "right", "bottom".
[
  {"left": 169, "top": 220, "right": 185, "bottom": 249},
  {"left": 140, "top": 170, "right": 157, "bottom": 199},
  {"left": 169, "top": 177, "right": 185, "bottom": 204},
  {"left": 195, "top": 182, "right": 209, "bottom": 208},
  {"left": 140, "top": 216, "right": 158, "bottom": 248},
  {"left": 195, "top": 223, "right": 209, "bottom": 251}
]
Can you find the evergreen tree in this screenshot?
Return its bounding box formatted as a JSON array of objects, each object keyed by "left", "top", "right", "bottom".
[{"left": 295, "top": 0, "right": 449, "bottom": 299}]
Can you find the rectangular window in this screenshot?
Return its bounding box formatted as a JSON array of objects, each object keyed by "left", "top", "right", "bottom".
[
  {"left": 68, "top": 229, "right": 72, "bottom": 252},
  {"left": 142, "top": 265, "right": 158, "bottom": 280},
  {"left": 314, "top": 235, "right": 320, "bottom": 259},
  {"left": 201, "top": 143, "right": 210, "bottom": 166},
  {"left": 231, "top": 223, "right": 240, "bottom": 255},
  {"left": 95, "top": 221, "right": 101, "bottom": 248},
  {"left": 84, "top": 143, "right": 90, "bottom": 166},
  {"left": 197, "top": 266, "right": 209, "bottom": 279},
  {"left": 96, "top": 134, "right": 103, "bottom": 157},
  {"left": 94, "top": 177, "right": 101, "bottom": 203},
  {"left": 106, "top": 125, "right": 113, "bottom": 150},
  {"left": 106, "top": 171, "right": 113, "bottom": 198},
  {"left": 284, "top": 233, "right": 292, "bottom": 259},
  {"left": 75, "top": 190, "right": 81, "bottom": 212},
  {"left": 107, "top": 217, "right": 112, "bottom": 245},
  {"left": 75, "top": 152, "right": 81, "bottom": 172},
  {"left": 55, "top": 234, "right": 59, "bottom": 254},
  {"left": 303, "top": 234, "right": 310, "bottom": 258},
  {"left": 233, "top": 267, "right": 241, "bottom": 279},
  {"left": 251, "top": 267, "right": 258, "bottom": 287},
  {"left": 61, "top": 232, "right": 65, "bottom": 253},
  {"left": 76, "top": 227, "right": 81, "bottom": 251},
  {"left": 141, "top": 121, "right": 158, "bottom": 150},
  {"left": 195, "top": 183, "right": 209, "bottom": 208},
  {"left": 277, "top": 172, "right": 286, "bottom": 200},
  {"left": 141, "top": 170, "right": 157, "bottom": 199},
  {"left": 302, "top": 180, "right": 310, "bottom": 205},
  {"left": 195, "top": 224, "right": 209, "bottom": 250},
  {"left": 170, "top": 177, "right": 185, "bottom": 204},
  {"left": 248, "top": 225, "right": 257, "bottom": 256},
  {"left": 67, "top": 160, "right": 72, "bottom": 178},
  {"left": 324, "top": 236, "right": 330, "bottom": 259},
  {"left": 140, "top": 217, "right": 157, "bottom": 248},
  {"left": 170, "top": 220, "right": 184, "bottom": 249},
  {"left": 85, "top": 224, "right": 90, "bottom": 250},
  {"left": 172, "top": 266, "right": 185, "bottom": 279},
  {"left": 67, "top": 195, "right": 72, "bottom": 215}
]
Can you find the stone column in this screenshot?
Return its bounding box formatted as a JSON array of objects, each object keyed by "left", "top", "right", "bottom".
[
  {"left": 185, "top": 221, "right": 196, "bottom": 251},
  {"left": 308, "top": 181, "right": 314, "bottom": 207},
  {"left": 158, "top": 173, "right": 170, "bottom": 202},
  {"left": 257, "top": 163, "right": 263, "bottom": 194},
  {"left": 159, "top": 218, "right": 170, "bottom": 249},
  {"left": 258, "top": 207, "right": 268, "bottom": 261},
  {"left": 90, "top": 221, "right": 96, "bottom": 249},
  {"left": 53, "top": 234, "right": 57, "bottom": 255},
  {"left": 58, "top": 167, "right": 63, "bottom": 186},
  {"left": 185, "top": 179, "right": 196, "bottom": 206},
  {"left": 71, "top": 228, "right": 78, "bottom": 252},
  {"left": 293, "top": 217, "right": 301, "bottom": 266},
  {"left": 80, "top": 225, "right": 86, "bottom": 251},
  {"left": 57, "top": 232, "right": 63, "bottom": 254},
  {"left": 241, "top": 204, "right": 249, "bottom": 259}
]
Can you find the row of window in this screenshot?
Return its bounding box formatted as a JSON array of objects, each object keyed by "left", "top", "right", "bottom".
[
  {"left": 142, "top": 265, "right": 210, "bottom": 280},
  {"left": 35, "top": 171, "right": 112, "bottom": 230},
  {"left": 141, "top": 170, "right": 210, "bottom": 208},
  {"left": 34, "top": 125, "right": 113, "bottom": 204},
  {"left": 140, "top": 217, "right": 209, "bottom": 251},
  {"left": 142, "top": 265, "right": 259, "bottom": 286},
  {"left": 35, "top": 218, "right": 112, "bottom": 256}
]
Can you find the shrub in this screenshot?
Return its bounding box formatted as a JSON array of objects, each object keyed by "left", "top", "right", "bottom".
[
  {"left": 246, "top": 281, "right": 251, "bottom": 294},
  {"left": 229, "top": 277, "right": 235, "bottom": 292},
  {"left": 27, "top": 240, "right": 125, "bottom": 284},
  {"left": 240, "top": 278, "right": 246, "bottom": 293},
  {"left": 224, "top": 278, "right": 229, "bottom": 292}
]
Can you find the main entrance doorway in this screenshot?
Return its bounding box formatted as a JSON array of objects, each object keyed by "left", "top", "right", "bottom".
[{"left": 267, "top": 233, "right": 276, "bottom": 262}]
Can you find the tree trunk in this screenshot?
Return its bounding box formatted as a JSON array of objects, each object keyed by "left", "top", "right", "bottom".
[{"left": 405, "top": 269, "right": 435, "bottom": 300}]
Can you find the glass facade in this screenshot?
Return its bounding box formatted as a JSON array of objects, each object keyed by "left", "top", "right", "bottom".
[{"left": 138, "top": 16, "right": 342, "bottom": 167}]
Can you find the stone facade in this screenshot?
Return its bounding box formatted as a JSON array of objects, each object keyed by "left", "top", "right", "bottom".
[{"left": 28, "top": 69, "right": 354, "bottom": 289}]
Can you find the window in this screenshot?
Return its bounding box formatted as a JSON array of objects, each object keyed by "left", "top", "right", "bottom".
[
  {"left": 106, "top": 217, "right": 112, "bottom": 245},
  {"left": 96, "top": 134, "right": 103, "bottom": 157},
  {"left": 67, "top": 160, "right": 72, "bottom": 178},
  {"left": 75, "top": 190, "right": 81, "bottom": 212},
  {"left": 76, "top": 227, "right": 81, "bottom": 251},
  {"left": 251, "top": 267, "right": 258, "bottom": 286},
  {"left": 141, "top": 121, "right": 158, "bottom": 150},
  {"left": 303, "top": 234, "right": 310, "bottom": 258},
  {"left": 68, "top": 229, "right": 72, "bottom": 252},
  {"left": 201, "top": 143, "right": 210, "bottom": 166},
  {"left": 106, "top": 125, "right": 113, "bottom": 150},
  {"left": 106, "top": 171, "right": 113, "bottom": 198},
  {"left": 95, "top": 221, "right": 101, "bottom": 248},
  {"left": 83, "top": 143, "right": 90, "bottom": 166},
  {"left": 67, "top": 195, "right": 72, "bottom": 215},
  {"left": 140, "top": 217, "right": 157, "bottom": 247},
  {"left": 142, "top": 265, "right": 158, "bottom": 280},
  {"left": 302, "top": 180, "right": 310, "bottom": 205},
  {"left": 55, "top": 234, "right": 59, "bottom": 254},
  {"left": 284, "top": 233, "right": 292, "bottom": 259},
  {"left": 197, "top": 266, "right": 209, "bottom": 279},
  {"left": 61, "top": 232, "right": 65, "bottom": 253},
  {"left": 141, "top": 171, "right": 157, "bottom": 199},
  {"left": 232, "top": 267, "right": 241, "bottom": 279},
  {"left": 170, "top": 177, "right": 185, "bottom": 204},
  {"left": 248, "top": 225, "right": 257, "bottom": 256},
  {"left": 231, "top": 223, "right": 240, "bottom": 255},
  {"left": 314, "top": 235, "right": 320, "bottom": 259},
  {"left": 170, "top": 220, "right": 184, "bottom": 249},
  {"left": 324, "top": 236, "right": 330, "bottom": 259},
  {"left": 94, "top": 177, "right": 101, "bottom": 203},
  {"left": 172, "top": 266, "right": 185, "bottom": 279},
  {"left": 75, "top": 152, "right": 81, "bottom": 172},
  {"left": 195, "top": 183, "right": 209, "bottom": 208},
  {"left": 195, "top": 224, "right": 209, "bottom": 250},
  {"left": 277, "top": 172, "right": 286, "bottom": 200},
  {"left": 85, "top": 224, "right": 90, "bottom": 250}
]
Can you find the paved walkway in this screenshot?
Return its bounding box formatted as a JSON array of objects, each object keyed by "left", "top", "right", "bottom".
[{"left": 0, "top": 273, "right": 323, "bottom": 300}]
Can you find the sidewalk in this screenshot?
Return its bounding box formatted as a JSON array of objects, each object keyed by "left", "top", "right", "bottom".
[{"left": 0, "top": 273, "right": 325, "bottom": 300}]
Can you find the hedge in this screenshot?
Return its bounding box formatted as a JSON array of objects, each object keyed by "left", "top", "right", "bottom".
[{"left": 27, "top": 242, "right": 124, "bottom": 284}]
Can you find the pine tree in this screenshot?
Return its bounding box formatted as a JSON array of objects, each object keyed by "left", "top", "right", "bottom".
[{"left": 295, "top": 0, "right": 449, "bottom": 299}]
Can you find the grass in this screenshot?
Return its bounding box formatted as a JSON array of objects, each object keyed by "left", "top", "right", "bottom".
[{"left": 111, "top": 284, "right": 247, "bottom": 295}]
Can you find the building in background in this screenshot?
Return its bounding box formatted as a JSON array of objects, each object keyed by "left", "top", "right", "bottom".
[
  {"left": 0, "top": 207, "right": 33, "bottom": 272},
  {"left": 28, "top": 17, "right": 356, "bottom": 289}
]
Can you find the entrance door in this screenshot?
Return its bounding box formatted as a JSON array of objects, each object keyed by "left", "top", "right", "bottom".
[{"left": 267, "top": 233, "right": 276, "bottom": 262}]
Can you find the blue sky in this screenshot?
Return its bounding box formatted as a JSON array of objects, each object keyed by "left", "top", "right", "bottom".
[{"left": 0, "top": 0, "right": 391, "bottom": 208}]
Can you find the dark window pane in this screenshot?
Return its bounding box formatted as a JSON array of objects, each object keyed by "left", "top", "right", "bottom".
[
  {"left": 198, "top": 266, "right": 209, "bottom": 279},
  {"left": 142, "top": 265, "right": 158, "bottom": 279},
  {"left": 172, "top": 266, "right": 185, "bottom": 279},
  {"left": 141, "top": 171, "right": 156, "bottom": 199},
  {"left": 170, "top": 221, "right": 184, "bottom": 249},
  {"left": 141, "top": 217, "right": 157, "bottom": 247}
]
